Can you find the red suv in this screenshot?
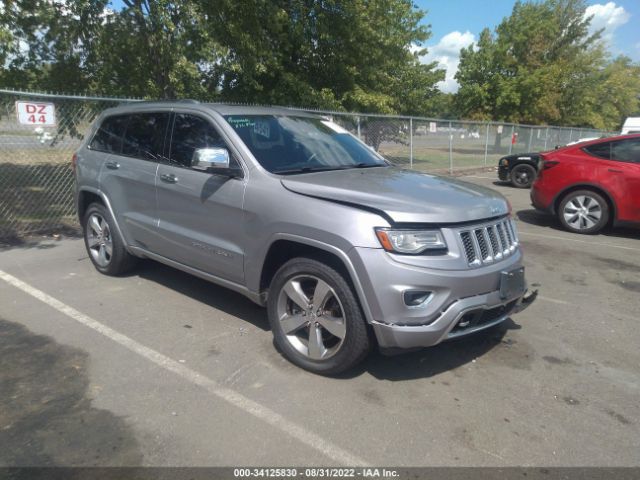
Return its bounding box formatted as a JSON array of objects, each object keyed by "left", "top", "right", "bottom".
[{"left": 531, "top": 134, "right": 640, "bottom": 234}]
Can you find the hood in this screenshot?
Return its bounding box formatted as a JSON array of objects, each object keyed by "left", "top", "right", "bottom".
[
  {"left": 504, "top": 152, "right": 540, "bottom": 161},
  {"left": 280, "top": 167, "right": 509, "bottom": 224}
]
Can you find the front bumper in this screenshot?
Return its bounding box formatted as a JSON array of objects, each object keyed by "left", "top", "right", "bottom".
[
  {"left": 349, "top": 246, "right": 534, "bottom": 350},
  {"left": 498, "top": 165, "right": 510, "bottom": 181},
  {"left": 372, "top": 288, "right": 536, "bottom": 349}
]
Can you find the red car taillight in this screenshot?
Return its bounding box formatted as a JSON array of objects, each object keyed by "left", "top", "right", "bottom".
[{"left": 71, "top": 153, "right": 78, "bottom": 174}]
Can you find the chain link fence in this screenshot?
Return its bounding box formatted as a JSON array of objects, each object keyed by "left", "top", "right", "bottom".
[{"left": 0, "top": 89, "right": 616, "bottom": 242}]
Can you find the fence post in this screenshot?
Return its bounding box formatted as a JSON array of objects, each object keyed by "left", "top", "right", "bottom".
[
  {"left": 356, "top": 116, "right": 361, "bottom": 140},
  {"left": 449, "top": 121, "right": 453, "bottom": 175},
  {"left": 528, "top": 128, "right": 533, "bottom": 152},
  {"left": 483, "top": 123, "right": 489, "bottom": 166},
  {"left": 544, "top": 127, "right": 549, "bottom": 150},
  {"left": 409, "top": 117, "right": 413, "bottom": 169},
  {"left": 569, "top": 128, "right": 573, "bottom": 142},
  {"left": 508, "top": 125, "right": 514, "bottom": 155}
]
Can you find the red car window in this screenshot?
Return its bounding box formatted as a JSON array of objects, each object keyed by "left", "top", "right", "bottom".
[{"left": 611, "top": 138, "right": 640, "bottom": 163}]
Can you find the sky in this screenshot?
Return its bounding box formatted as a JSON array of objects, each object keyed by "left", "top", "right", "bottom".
[{"left": 415, "top": 0, "right": 640, "bottom": 93}]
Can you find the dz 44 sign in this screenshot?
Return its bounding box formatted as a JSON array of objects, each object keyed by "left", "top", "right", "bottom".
[{"left": 16, "top": 101, "right": 57, "bottom": 126}]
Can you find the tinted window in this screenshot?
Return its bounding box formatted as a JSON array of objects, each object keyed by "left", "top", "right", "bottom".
[
  {"left": 169, "top": 114, "right": 228, "bottom": 167},
  {"left": 89, "top": 115, "right": 128, "bottom": 153},
  {"left": 121, "top": 113, "right": 170, "bottom": 161},
  {"left": 224, "top": 115, "right": 386, "bottom": 174},
  {"left": 583, "top": 142, "right": 611, "bottom": 160},
  {"left": 611, "top": 139, "right": 640, "bottom": 163}
]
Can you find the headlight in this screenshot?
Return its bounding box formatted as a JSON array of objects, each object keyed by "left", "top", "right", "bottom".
[
  {"left": 375, "top": 228, "right": 447, "bottom": 254},
  {"left": 499, "top": 158, "right": 509, "bottom": 166}
]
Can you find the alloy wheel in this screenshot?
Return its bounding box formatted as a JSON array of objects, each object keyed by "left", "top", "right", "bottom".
[
  {"left": 562, "top": 195, "right": 603, "bottom": 230},
  {"left": 86, "top": 213, "right": 113, "bottom": 267},
  {"left": 276, "top": 275, "right": 347, "bottom": 360}
]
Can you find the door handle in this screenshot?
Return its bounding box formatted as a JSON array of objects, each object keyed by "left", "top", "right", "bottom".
[
  {"left": 160, "top": 173, "right": 178, "bottom": 184},
  {"left": 608, "top": 168, "right": 623, "bottom": 173},
  {"left": 105, "top": 161, "right": 120, "bottom": 170}
]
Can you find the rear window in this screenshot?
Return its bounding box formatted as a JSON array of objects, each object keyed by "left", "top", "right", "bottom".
[
  {"left": 89, "top": 115, "right": 128, "bottom": 153},
  {"left": 121, "top": 113, "right": 170, "bottom": 161},
  {"left": 582, "top": 142, "right": 611, "bottom": 160},
  {"left": 611, "top": 138, "right": 640, "bottom": 163}
]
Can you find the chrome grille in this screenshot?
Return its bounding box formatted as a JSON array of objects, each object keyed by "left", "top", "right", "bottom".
[
  {"left": 460, "top": 231, "right": 477, "bottom": 264},
  {"left": 459, "top": 218, "right": 518, "bottom": 266}
]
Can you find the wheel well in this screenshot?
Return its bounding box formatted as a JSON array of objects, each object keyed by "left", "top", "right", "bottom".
[
  {"left": 77, "top": 190, "right": 103, "bottom": 222},
  {"left": 259, "top": 240, "right": 353, "bottom": 294},
  {"left": 553, "top": 185, "right": 616, "bottom": 223}
]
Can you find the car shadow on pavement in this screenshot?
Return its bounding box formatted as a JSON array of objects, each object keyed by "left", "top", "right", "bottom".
[
  {"left": 134, "top": 260, "right": 269, "bottom": 332},
  {"left": 516, "top": 208, "right": 640, "bottom": 240},
  {"left": 340, "top": 319, "right": 522, "bottom": 381},
  {"left": 0, "top": 318, "right": 142, "bottom": 467}
]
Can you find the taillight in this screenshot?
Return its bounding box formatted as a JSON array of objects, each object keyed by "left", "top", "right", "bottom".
[{"left": 71, "top": 153, "right": 78, "bottom": 174}]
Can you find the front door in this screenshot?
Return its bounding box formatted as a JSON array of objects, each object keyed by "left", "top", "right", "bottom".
[{"left": 154, "top": 112, "right": 246, "bottom": 284}]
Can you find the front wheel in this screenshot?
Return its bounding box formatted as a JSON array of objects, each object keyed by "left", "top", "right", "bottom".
[
  {"left": 558, "top": 190, "right": 609, "bottom": 234},
  {"left": 267, "top": 258, "right": 371, "bottom": 375}
]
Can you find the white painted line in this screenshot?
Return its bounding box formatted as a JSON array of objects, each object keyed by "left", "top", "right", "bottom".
[
  {"left": 0, "top": 269, "right": 368, "bottom": 467},
  {"left": 518, "top": 230, "right": 640, "bottom": 252},
  {"left": 538, "top": 295, "right": 570, "bottom": 305}
]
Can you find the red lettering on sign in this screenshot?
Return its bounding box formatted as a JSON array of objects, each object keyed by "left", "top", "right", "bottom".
[
  {"left": 37, "top": 105, "right": 47, "bottom": 114},
  {"left": 38, "top": 115, "right": 46, "bottom": 123},
  {"left": 26, "top": 104, "right": 37, "bottom": 114},
  {"left": 28, "top": 114, "right": 36, "bottom": 123}
]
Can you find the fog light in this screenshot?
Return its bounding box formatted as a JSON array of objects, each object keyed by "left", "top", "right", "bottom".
[{"left": 403, "top": 290, "right": 432, "bottom": 307}]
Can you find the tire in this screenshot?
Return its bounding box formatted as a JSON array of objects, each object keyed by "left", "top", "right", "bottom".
[
  {"left": 510, "top": 164, "right": 536, "bottom": 188},
  {"left": 267, "top": 258, "right": 371, "bottom": 375},
  {"left": 558, "top": 190, "right": 609, "bottom": 234},
  {"left": 83, "top": 202, "right": 138, "bottom": 275}
]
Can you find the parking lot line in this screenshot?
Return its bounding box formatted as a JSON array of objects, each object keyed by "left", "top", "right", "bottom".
[
  {"left": 0, "top": 269, "right": 369, "bottom": 467},
  {"left": 517, "top": 230, "right": 640, "bottom": 252}
]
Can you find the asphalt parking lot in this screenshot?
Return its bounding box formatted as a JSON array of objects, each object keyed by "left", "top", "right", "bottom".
[{"left": 1, "top": 174, "right": 639, "bottom": 467}]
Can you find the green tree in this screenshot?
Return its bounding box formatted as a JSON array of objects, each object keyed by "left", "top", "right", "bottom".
[
  {"left": 1, "top": 0, "right": 444, "bottom": 115},
  {"left": 454, "top": 0, "right": 639, "bottom": 129}
]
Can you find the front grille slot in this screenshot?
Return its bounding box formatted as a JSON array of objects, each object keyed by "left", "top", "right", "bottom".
[
  {"left": 460, "top": 231, "right": 477, "bottom": 264},
  {"left": 458, "top": 218, "right": 519, "bottom": 267}
]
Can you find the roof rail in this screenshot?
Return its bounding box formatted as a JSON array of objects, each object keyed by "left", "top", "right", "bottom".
[{"left": 117, "top": 99, "right": 200, "bottom": 106}]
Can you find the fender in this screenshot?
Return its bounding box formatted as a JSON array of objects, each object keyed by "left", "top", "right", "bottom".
[
  {"left": 77, "top": 186, "right": 137, "bottom": 256},
  {"left": 254, "top": 233, "right": 376, "bottom": 324},
  {"left": 550, "top": 182, "right": 618, "bottom": 220}
]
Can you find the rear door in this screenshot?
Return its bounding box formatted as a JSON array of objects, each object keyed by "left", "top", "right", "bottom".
[
  {"left": 609, "top": 138, "right": 640, "bottom": 221},
  {"left": 154, "top": 112, "right": 247, "bottom": 284},
  {"left": 98, "top": 111, "right": 170, "bottom": 249}
]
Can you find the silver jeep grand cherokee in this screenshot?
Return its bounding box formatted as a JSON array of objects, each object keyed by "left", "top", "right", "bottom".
[{"left": 75, "top": 102, "right": 536, "bottom": 374}]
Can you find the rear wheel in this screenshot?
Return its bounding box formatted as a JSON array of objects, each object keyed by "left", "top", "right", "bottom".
[
  {"left": 558, "top": 190, "right": 609, "bottom": 234},
  {"left": 267, "top": 258, "right": 371, "bottom": 375},
  {"left": 83, "top": 203, "right": 137, "bottom": 275},
  {"left": 510, "top": 164, "right": 536, "bottom": 188}
]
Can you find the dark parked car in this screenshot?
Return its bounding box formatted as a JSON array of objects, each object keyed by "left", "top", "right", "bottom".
[
  {"left": 498, "top": 153, "right": 541, "bottom": 188},
  {"left": 531, "top": 134, "right": 640, "bottom": 234}
]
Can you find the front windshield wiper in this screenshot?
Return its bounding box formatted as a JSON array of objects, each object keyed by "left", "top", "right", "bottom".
[
  {"left": 350, "top": 162, "right": 386, "bottom": 169},
  {"left": 273, "top": 166, "right": 348, "bottom": 175},
  {"left": 274, "top": 163, "right": 387, "bottom": 175}
]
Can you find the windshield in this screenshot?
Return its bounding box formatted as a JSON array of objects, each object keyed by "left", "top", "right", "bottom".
[{"left": 224, "top": 115, "right": 387, "bottom": 174}]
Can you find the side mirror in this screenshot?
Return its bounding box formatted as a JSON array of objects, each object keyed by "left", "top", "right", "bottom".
[{"left": 191, "top": 148, "right": 230, "bottom": 171}]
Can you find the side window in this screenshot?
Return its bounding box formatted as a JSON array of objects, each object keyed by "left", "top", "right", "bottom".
[
  {"left": 121, "top": 113, "right": 170, "bottom": 161},
  {"left": 169, "top": 114, "right": 229, "bottom": 168},
  {"left": 583, "top": 142, "right": 611, "bottom": 160},
  {"left": 89, "top": 115, "right": 128, "bottom": 153},
  {"left": 611, "top": 139, "right": 640, "bottom": 163}
]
